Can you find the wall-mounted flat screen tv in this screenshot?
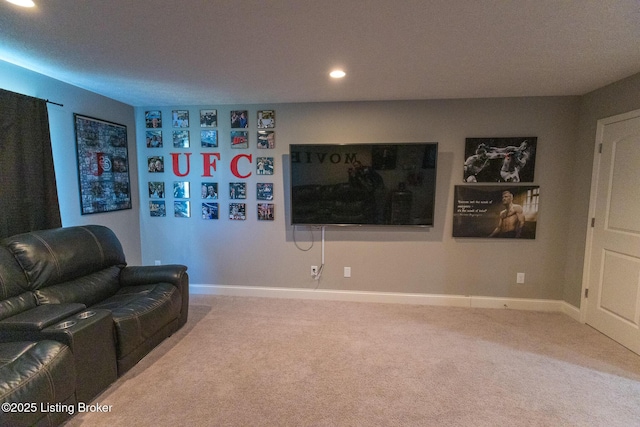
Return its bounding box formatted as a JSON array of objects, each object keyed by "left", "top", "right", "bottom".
[{"left": 289, "top": 143, "right": 438, "bottom": 227}]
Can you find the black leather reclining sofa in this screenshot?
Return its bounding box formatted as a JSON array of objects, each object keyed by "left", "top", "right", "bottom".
[{"left": 0, "top": 225, "right": 189, "bottom": 426}]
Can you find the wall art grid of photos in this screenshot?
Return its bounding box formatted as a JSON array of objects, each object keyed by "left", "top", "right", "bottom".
[
  {"left": 201, "top": 130, "right": 217, "bottom": 147},
  {"left": 231, "top": 131, "right": 248, "bottom": 149},
  {"left": 147, "top": 109, "right": 275, "bottom": 150},
  {"left": 455, "top": 137, "right": 539, "bottom": 239},
  {"left": 146, "top": 130, "right": 162, "bottom": 148},
  {"left": 173, "top": 130, "right": 189, "bottom": 148},
  {"left": 144, "top": 109, "right": 276, "bottom": 221}
]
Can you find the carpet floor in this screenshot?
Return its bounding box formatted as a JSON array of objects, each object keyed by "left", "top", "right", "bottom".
[{"left": 64, "top": 295, "right": 640, "bottom": 426}]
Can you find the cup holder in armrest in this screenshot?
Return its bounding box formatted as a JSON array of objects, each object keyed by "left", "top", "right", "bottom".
[
  {"left": 0, "top": 303, "right": 86, "bottom": 332},
  {"left": 76, "top": 311, "right": 96, "bottom": 320},
  {"left": 55, "top": 320, "right": 77, "bottom": 329}
]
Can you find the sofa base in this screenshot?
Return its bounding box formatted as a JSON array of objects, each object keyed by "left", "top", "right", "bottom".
[
  {"left": 116, "top": 317, "right": 180, "bottom": 375},
  {"left": 42, "top": 309, "right": 117, "bottom": 403}
]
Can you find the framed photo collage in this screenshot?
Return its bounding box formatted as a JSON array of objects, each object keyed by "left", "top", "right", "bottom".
[{"left": 145, "top": 109, "right": 276, "bottom": 221}]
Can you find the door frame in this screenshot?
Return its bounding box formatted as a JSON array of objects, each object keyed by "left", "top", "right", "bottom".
[{"left": 580, "top": 108, "right": 640, "bottom": 323}]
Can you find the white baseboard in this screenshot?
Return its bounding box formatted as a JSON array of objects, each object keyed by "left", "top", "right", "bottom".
[
  {"left": 190, "top": 284, "right": 581, "bottom": 319},
  {"left": 470, "top": 296, "right": 562, "bottom": 311},
  {"left": 559, "top": 301, "right": 581, "bottom": 321}
]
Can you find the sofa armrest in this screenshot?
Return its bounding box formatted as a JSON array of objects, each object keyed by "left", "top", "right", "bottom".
[
  {"left": 120, "top": 265, "right": 189, "bottom": 327},
  {"left": 0, "top": 304, "right": 86, "bottom": 333},
  {"left": 120, "top": 264, "right": 188, "bottom": 288}
]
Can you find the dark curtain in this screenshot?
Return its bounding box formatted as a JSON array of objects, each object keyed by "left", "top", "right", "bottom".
[{"left": 0, "top": 89, "right": 62, "bottom": 238}]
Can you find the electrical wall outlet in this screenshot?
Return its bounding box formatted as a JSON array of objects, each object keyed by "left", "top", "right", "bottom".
[
  {"left": 516, "top": 272, "right": 525, "bottom": 284},
  {"left": 344, "top": 267, "right": 351, "bottom": 278},
  {"left": 311, "top": 266, "right": 318, "bottom": 277},
  {"left": 154, "top": 260, "right": 161, "bottom": 266}
]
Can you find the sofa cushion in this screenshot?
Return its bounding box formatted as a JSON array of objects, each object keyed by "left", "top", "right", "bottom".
[
  {"left": 0, "top": 292, "right": 37, "bottom": 324},
  {"left": 34, "top": 266, "right": 121, "bottom": 306},
  {"left": 2, "top": 225, "right": 126, "bottom": 291},
  {"left": 90, "top": 283, "right": 182, "bottom": 359},
  {"left": 0, "top": 340, "right": 76, "bottom": 427}
]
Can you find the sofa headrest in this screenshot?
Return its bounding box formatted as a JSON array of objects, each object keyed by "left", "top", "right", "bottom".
[{"left": 2, "top": 225, "right": 126, "bottom": 290}]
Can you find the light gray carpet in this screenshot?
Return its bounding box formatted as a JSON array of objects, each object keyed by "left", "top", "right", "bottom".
[{"left": 65, "top": 295, "right": 640, "bottom": 426}]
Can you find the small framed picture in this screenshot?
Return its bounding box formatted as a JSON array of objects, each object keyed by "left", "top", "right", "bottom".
[
  {"left": 229, "top": 182, "right": 246, "bottom": 199},
  {"left": 146, "top": 130, "right": 163, "bottom": 148},
  {"left": 257, "top": 110, "right": 275, "bottom": 129},
  {"left": 149, "top": 200, "right": 166, "bottom": 217},
  {"left": 229, "top": 203, "right": 246, "bottom": 220},
  {"left": 148, "top": 156, "right": 164, "bottom": 173},
  {"left": 74, "top": 114, "right": 131, "bottom": 215},
  {"left": 258, "top": 203, "right": 275, "bottom": 221},
  {"left": 463, "top": 137, "right": 537, "bottom": 183},
  {"left": 201, "top": 182, "right": 218, "bottom": 199},
  {"left": 257, "top": 183, "right": 273, "bottom": 200},
  {"left": 145, "top": 110, "right": 162, "bottom": 128},
  {"left": 173, "top": 130, "right": 190, "bottom": 148},
  {"left": 174, "top": 201, "right": 190, "bottom": 218},
  {"left": 231, "top": 131, "right": 248, "bottom": 149},
  {"left": 453, "top": 185, "right": 539, "bottom": 239},
  {"left": 173, "top": 181, "right": 190, "bottom": 198},
  {"left": 257, "top": 131, "right": 275, "bottom": 149},
  {"left": 202, "top": 202, "right": 219, "bottom": 220},
  {"left": 148, "top": 181, "right": 165, "bottom": 199},
  {"left": 231, "top": 110, "right": 248, "bottom": 128},
  {"left": 172, "top": 110, "right": 189, "bottom": 128},
  {"left": 200, "top": 109, "right": 217, "bottom": 127},
  {"left": 256, "top": 157, "right": 274, "bottom": 175},
  {"left": 201, "top": 130, "right": 218, "bottom": 147}
]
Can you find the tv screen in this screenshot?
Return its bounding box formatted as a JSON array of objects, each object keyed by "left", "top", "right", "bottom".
[{"left": 289, "top": 143, "right": 438, "bottom": 226}]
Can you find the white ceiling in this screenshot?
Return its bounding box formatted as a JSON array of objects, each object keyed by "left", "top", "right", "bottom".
[{"left": 1, "top": 0, "right": 639, "bottom": 107}]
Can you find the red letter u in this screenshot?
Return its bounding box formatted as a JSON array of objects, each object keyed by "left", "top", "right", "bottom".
[{"left": 171, "top": 152, "right": 191, "bottom": 177}]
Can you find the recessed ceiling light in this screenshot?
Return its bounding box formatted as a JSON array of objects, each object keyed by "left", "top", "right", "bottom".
[
  {"left": 6, "top": 0, "right": 35, "bottom": 7},
  {"left": 330, "top": 70, "right": 346, "bottom": 79}
]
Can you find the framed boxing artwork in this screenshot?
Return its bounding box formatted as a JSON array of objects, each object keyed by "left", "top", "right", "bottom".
[
  {"left": 74, "top": 114, "right": 132, "bottom": 215},
  {"left": 463, "top": 137, "right": 537, "bottom": 183},
  {"left": 453, "top": 185, "right": 539, "bottom": 239}
]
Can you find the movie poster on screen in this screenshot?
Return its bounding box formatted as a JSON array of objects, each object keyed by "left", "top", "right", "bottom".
[
  {"left": 463, "top": 137, "right": 536, "bottom": 183},
  {"left": 453, "top": 185, "right": 539, "bottom": 239}
]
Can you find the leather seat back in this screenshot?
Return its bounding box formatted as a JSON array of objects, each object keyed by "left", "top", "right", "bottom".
[
  {"left": 2, "top": 225, "right": 126, "bottom": 291},
  {"left": 0, "top": 246, "right": 36, "bottom": 321}
]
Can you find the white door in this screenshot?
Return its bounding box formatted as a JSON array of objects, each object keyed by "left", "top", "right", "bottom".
[{"left": 583, "top": 109, "right": 640, "bottom": 355}]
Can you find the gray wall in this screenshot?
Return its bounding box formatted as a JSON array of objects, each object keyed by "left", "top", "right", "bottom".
[
  {"left": 136, "top": 97, "right": 581, "bottom": 301},
  {"left": 5, "top": 55, "right": 639, "bottom": 305},
  {"left": 0, "top": 60, "right": 143, "bottom": 264},
  {"left": 563, "top": 73, "right": 640, "bottom": 307}
]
